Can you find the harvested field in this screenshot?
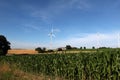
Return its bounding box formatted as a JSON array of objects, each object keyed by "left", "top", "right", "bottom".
[
  {"left": 7, "top": 49, "right": 97, "bottom": 55},
  {"left": 8, "top": 49, "right": 38, "bottom": 55}
]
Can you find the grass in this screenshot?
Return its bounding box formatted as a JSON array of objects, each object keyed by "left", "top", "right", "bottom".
[
  {"left": 0, "top": 61, "right": 57, "bottom": 80},
  {"left": 0, "top": 58, "right": 64, "bottom": 80}
]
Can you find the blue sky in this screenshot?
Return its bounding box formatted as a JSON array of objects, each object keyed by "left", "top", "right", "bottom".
[{"left": 0, "top": 0, "right": 120, "bottom": 49}]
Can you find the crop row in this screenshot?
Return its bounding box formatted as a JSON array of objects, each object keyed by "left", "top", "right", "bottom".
[{"left": 0, "top": 49, "right": 120, "bottom": 80}]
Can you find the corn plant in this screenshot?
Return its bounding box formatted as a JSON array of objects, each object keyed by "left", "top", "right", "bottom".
[{"left": 0, "top": 49, "right": 120, "bottom": 80}]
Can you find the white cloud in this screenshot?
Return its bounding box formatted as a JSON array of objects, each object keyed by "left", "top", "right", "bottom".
[
  {"left": 21, "top": 0, "right": 90, "bottom": 23},
  {"left": 10, "top": 32, "right": 120, "bottom": 49},
  {"left": 21, "top": 24, "right": 41, "bottom": 33},
  {"left": 24, "top": 24, "right": 40, "bottom": 30},
  {"left": 67, "top": 0, "right": 90, "bottom": 9},
  {"left": 53, "top": 32, "right": 119, "bottom": 48}
]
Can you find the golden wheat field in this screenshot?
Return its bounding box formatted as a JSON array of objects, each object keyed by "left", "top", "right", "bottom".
[{"left": 8, "top": 49, "right": 38, "bottom": 54}]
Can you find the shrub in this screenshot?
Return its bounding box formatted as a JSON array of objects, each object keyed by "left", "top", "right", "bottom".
[
  {"left": 0, "top": 35, "right": 11, "bottom": 56},
  {"left": 57, "top": 48, "right": 63, "bottom": 51},
  {"left": 35, "top": 47, "right": 44, "bottom": 53}
]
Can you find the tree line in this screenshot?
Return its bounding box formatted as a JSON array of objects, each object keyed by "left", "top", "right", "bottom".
[{"left": 35, "top": 45, "right": 97, "bottom": 53}]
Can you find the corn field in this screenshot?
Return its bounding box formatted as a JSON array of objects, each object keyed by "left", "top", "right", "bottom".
[{"left": 0, "top": 49, "right": 120, "bottom": 80}]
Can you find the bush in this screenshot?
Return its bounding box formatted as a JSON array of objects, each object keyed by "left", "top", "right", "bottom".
[
  {"left": 0, "top": 35, "right": 11, "bottom": 56},
  {"left": 35, "top": 47, "right": 44, "bottom": 53},
  {"left": 83, "top": 46, "right": 86, "bottom": 49},
  {"left": 66, "top": 45, "right": 72, "bottom": 50},
  {"left": 92, "top": 46, "right": 95, "bottom": 49},
  {"left": 47, "top": 49, "right": 54, "bottom": 52},
  {"left": 57, "top": 48, "right": 63, "bottom": 51}
]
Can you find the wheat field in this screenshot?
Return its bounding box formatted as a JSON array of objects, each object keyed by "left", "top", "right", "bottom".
[{"left": 8, "top": 49, "right": 38, "bottom": 54}]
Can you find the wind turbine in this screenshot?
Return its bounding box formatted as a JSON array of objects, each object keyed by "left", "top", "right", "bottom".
[{"left": 48, "top": 27, "right": 55, "bottom": 49}]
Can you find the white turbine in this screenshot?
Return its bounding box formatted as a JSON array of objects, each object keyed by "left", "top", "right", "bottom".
[{"left": 48, "top": 28, "right": 55, "bottom": 49}]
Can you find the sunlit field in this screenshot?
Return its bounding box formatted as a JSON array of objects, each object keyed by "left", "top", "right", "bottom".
[
  {"left": 8, "top": 47, "right": 99, "bottom": 55},
  {"left": 8, "top": 49, "right": 38, "bottom": 55}
]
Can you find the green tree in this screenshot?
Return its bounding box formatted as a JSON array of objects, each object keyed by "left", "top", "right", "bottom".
[
  {"left": 57, "top": 48, "right": 63, "bottom": 51},
  {"left": 92, "top": 46, "right": 95, "bottom": 49},
  {"left": 0, "top": 35, "right": 11, "bottom": 55},
  {"left": 35, "top": 47, "right": 47, "bottom": 53},
  {"left": 66, "top": 45, "right": 72, "bottom": 50},
  {"left": 43, "top": 47, "right": 46, "bottom": 52},
  {"left": 35, "top": 47, "right": 43, "bottom": 53},
  {"left": 72, "top": 47, "right": 78, "bottom": 49},
  {"left": 83, "top": 46, "right": 86, "bottom": 49}
]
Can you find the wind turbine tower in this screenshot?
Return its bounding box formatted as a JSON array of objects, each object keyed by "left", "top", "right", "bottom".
[{"left": 48, "top": 27, "right": 55, "bottom": 49}]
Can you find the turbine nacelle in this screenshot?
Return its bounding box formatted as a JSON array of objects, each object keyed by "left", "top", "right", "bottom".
[{"left": 48, "top": 32, "right": 55, "bottom": 38}]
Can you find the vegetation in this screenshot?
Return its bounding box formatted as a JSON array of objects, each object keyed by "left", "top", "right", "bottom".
[
  {"left": 1, "top": 49, "right": 120, "bottom": 80},
  {"left": 0, "top": 35, "right": 11, "bottom": 56},
  {"left": 0, "top": 61, "right": 51, "bottom": 80},
  {"left": 83, "top": 46, "right": 86, "bottom": 49},
  {"left": 92, "top": 46, "right": 95, "bottom": 49},
  {"left": 57, "top": 48, "right": 63, "bottom": 51},
  {"left": 66, "top": 45, "right": 72, "bottom": 50},
  {"left": 35, "top": 47, "right": 46, "bottom": 53}
]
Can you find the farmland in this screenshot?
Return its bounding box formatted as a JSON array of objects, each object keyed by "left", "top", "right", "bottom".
[
  {"left": 8, "top": 49, "right": 38, "bottom": 55},
  {"left": 1, "top": 49, "right": 120, "bottom": 80},
  {"left": 7, "top": 48, "right": 96, "bottom": 55}
]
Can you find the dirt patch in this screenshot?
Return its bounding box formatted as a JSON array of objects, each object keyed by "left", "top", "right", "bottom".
[{"left": 0, "top": 63, "right": 11, "bottom": 74}]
